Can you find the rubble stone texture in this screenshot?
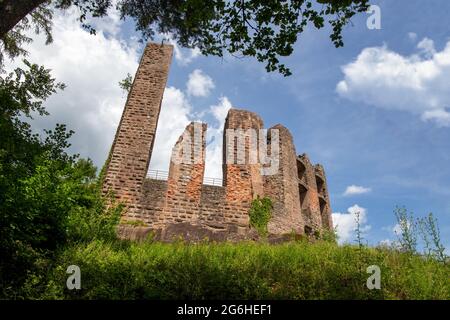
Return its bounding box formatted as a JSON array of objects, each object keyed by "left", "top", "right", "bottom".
[{"left": 103, "top": 43, "right": 333, "bottom": 242}]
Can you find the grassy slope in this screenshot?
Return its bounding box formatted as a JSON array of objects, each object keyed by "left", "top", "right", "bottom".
[{"left": 24, "top": 240, "right": 449, "bottom": 300}]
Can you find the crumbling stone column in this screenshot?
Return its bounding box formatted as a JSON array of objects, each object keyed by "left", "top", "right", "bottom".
[
  {"left": 315, "top": 164, "right": 333, "bottom": 230},
  {"left": 165, "top": 122, "right": 207, "bottom": 223},
  {"left": 264, "top": 124, "right": 304, "bottom": 234},
  {"left": 223, "top": 109, "right": 264, "bottom": 203},
  {"left": 102, "top": 43, "right": 173, "bottom": 220},
  {"left": 297, "top": 154, "right": 323, "bottom": 232}
]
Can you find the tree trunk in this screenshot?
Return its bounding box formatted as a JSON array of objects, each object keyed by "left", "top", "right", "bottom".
[{"left": 0, "top": 0, "right": 48, "bottom": 39}]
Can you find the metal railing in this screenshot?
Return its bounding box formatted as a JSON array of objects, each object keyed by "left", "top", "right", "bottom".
[
  {"left": 147, "top": 169, "right": 169, "bottom": 180},
  {"left": 203, "top": 177, "right": 223, "bottom": 187},
  {"left": 147, "top": 169, "right": 223, "bottom": 186}
]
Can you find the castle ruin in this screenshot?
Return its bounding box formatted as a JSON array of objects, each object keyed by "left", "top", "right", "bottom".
[{"left": 102, "top": 43, "right": 333, "bottom": 242}]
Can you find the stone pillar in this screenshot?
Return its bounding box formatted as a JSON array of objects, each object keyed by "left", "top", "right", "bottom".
[
  {"left": 297, "top": 154, "right": 323, "bottom": 233},
  {"left": 264, "top": 124, "right": 303, "bottom": 234},
  {"left": 165, "top": 122, "right": 207, "bottom": 222},
  {"left": 315, "top": 164, "right": 333, "bottom": 230},
  {"left": 223, "top": 109, "right": 264, "bottom": 203},
  {"left": 102, "top": 43, "right": 173, "bottom": 219},
  {"left": 167, "top": 122, "right": 207, "bottom": 203}
]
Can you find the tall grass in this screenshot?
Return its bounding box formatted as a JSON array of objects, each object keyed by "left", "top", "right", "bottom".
[{"left": 22, "top": 240, "right": 449, "bottom": 300}]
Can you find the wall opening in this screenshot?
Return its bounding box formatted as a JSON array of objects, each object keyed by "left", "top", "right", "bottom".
[
  {"left": 304, "top": 225, "right": 313, "bottom": 236},
  {"left": 319, "top": 197, "right": 326, "bottom": 215},
  {"left": 297, "top": 160, "right": 306, "bottom": 180},
  {"left": 298, "top": 183, "right": 307, "bottom": 207},
  {"left": 316, "top": 175, "right": 324, "bottom": 195}
]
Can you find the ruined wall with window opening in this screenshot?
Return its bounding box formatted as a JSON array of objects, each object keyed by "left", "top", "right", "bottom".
[{"left": 102, "top": 43, "right": 333, "bottom": 242}]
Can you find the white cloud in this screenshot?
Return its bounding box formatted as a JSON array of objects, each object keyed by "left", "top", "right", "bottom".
[
  {"left": 382, "top": 222, "right": 413, "bottom": 242},
  {"left": 204, "top": 97, "right": 232, "bottom": 179},
  {"left": 149, "top": 94, "right": 232, "bottom": 180},
  {"left": 7, "top": 7, "right": 228, "bottom": 179},
  {"left": 166, "top": 36, "right": 201, "bottom": 65},
  {"left": 210, "top": 96, "right": 233, "bottom": 123},
  {"left": 417, "top": 37, "right": 436, "bottom": 58},
  {"left": 343, "top": 185, "right": 371, "bottom": 196},
  {"left": 378, "top": 239, "right": 392, "bottom": 246},
  {"left": 421, "top": 109, "right": 450, "bottom": 127},
  {"left": 88, "top": 0, "right": 122, "bottom": 37},
  {"left": 393, "top": 223, "right": 402, "bottom": 235},
  {"left": 332, "top": 204, "right": 371, "bottom": 244},
  {"left": 186, "top": 69, "right": 215, "bottom": 97},
  {"left": 337, "top": 37, "right": 450, "bottom": 127},
  {"left": 149, "top": 87, "right": 193, "bottom": 171},
  {"left": 6, "top": 7, "right": 140, "bottom": 168},
  {"left": 408, "top": 32, "right": 417, "bottom": 42}
]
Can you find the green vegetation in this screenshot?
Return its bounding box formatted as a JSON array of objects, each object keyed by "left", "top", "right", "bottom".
[
  {"left": 1, "top": 1, "right": 370, "bottom": 75},
  {"left": 118, "top": 73, "right": 133, "bottom": 94},
  {"left": 0, "top": 61, "right": 121, "bottom": 298},
  {"left": 123, "top": 219, "right": 148, "bottom": 227},
  {"left": 20, "top": 240, "right": 450, "bottom": 300},
  {"left": 249, "top": 196, "right": 273, "bottom": 236},
  {"left": 1, "top": 61, "right": 448, "bottom": 300}
]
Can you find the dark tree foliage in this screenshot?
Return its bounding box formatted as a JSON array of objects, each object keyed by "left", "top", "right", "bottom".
[
  {"left": 1, "top": 0, "right": 370, "bottom": 75},
  {"left": 0, "top": 61, "right": 120, "bottom": 296}
]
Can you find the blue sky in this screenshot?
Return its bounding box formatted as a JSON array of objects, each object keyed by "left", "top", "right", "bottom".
[{"left": 11, "top": 0, "right": 450, "bottom": 248}]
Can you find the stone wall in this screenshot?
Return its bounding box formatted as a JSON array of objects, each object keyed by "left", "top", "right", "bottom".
[
  {"left": 264, "top": 125, "right": 304, "bottom": 235},
  {"left": 102, "top": 43, "right": 173, "bottom": 219},
  {"left": 104, "top": 42, "right": 333, "bottom": 242}
]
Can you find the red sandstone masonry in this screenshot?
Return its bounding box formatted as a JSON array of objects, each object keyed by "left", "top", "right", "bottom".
[
  {"left": 315, "top": 164, "right": 333, "bottom": 229},
  {"left": 103, "top": 43, "right": 173, "bottom": 222},
  {"left": 264, "top": 124, "right": 304, "bottom": 234},
  {"left": 297, "top": 154, "right": 326, "bottom": 233},
  {"left": 105, "top": 43, "right": 332, "bottom": 241},
  {"left": 223, "top": 109, "right": 264, "bottom": 203},
  {"left": 164, "top": 122, "right": 206, "bottom": 223}
]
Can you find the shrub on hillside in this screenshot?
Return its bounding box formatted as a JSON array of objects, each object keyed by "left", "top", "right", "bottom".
[{"left": 22, "top": 241, "right": 450, "bottom": 300}]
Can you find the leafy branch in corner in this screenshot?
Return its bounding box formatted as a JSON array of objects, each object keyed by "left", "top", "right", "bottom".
[{"left": 1, "top": 0, "right": 371, "bottom": 75}]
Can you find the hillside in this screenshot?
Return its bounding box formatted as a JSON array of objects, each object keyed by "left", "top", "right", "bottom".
[{"left": 22, "top": 240, "right": 449, "bottom": 300}]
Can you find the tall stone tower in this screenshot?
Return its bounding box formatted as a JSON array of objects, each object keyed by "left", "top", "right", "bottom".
[
  {"left": 102, "top": 43, "right": 173, "bottom": 219},
  {"left": 223, "top": 109, "right": 265, "bottom": 203}
]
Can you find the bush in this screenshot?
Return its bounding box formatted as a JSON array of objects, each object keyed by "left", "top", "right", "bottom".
[
  {"left": 23, "top": 241, "right": 450, "bottom": 300},
  {"left": 249, "top": 196, "right": 273, "bottom": 236},
  {"left": 0, "top": 61, "right": 122, "bottom": 297}
]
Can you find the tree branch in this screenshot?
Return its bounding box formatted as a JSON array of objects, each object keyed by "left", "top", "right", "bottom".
[{"left": 0, "top": 0, "right": 48, "bottom": 39}]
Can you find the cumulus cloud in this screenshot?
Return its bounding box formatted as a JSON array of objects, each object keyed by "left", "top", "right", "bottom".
[
  {"left": 332, "top": 204, "right": 371, "bottom": 243},
  {"left": 337, "top": 37, "right": 450, "bottom": 127},
  {"left": 408, "top": 32, "right": 418, "bottom": 42},
  {"left": 378, "top": 239, "right": 393, "bottom": 247},
  {"left": 149, "top": 87, "right": 193, "bottom": 171},
  {"left": 6, "top": 7, "right": 140, "bottom": 168},
  {"left": 186, "top": 69, "right": 215, "bottom": 97},
  {"left": 204, "top": 97, "right": 233, "bottom": 178},
  {"left": 343, "top": 185, "right": 372, "bottom": 196},
  {"left": 392, "top": 223, "right": 402, "bottom": 235},
  {"left": 88, "top": 0, "right": 122, "bottom": 37},
  {"left": 7, "top": 6, "right": 228, "bottom": 179},
  {"left": 417, "top": 38, "right": 436, "bottom": 58},
  {"left": 165, "top": 36, "right": 201, "bottom": 65},
  {"left": 149, "top": 94, "right": 232, "bottom": 180},
  {"left": 381, "top": 223, "right": 404, "bottom": 237}
]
